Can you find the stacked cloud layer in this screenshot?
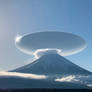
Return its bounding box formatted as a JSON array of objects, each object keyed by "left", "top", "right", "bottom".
[{"left": 15, "top": 32, "right": 87, "bottom": 56}]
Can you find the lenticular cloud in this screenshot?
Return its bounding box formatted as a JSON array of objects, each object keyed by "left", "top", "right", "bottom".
[
  {"left": 33, "top": 48, "right": 62, "bottom": 59},
  {"left": 15, "top": 32, "right": 87, "bottom": 56}
]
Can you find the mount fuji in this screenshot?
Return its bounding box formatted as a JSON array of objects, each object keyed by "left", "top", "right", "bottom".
[
  {"left": 0, "top": 52, "right": 92, "bottom": 89},
  {"left": 11, "top": 53, "right": 92, "bottom": 76}
]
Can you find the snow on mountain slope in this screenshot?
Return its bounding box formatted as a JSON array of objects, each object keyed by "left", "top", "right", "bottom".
[{"left": 11, "top": 53, "right": 92, "bottom": 76}]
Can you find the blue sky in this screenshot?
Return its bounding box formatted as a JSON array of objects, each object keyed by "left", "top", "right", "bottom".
[{"left": 0, "top": 0, "right": 92, "bottom": 71}]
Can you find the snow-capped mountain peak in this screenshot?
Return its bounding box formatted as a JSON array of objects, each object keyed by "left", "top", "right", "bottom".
[{"left": 11, "top": 52, "right": 92, "bottom": 76}]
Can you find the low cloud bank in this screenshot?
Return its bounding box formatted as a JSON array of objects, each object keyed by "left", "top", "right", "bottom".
[
  {"left": 0, "top": 72, "right": 92, "bottom": 88},
  {"left": 0, "top": 72, "right": 47, "bottom": 79},
  {"left": 55, "top": 75, "right": 92, "bottom": 87}
]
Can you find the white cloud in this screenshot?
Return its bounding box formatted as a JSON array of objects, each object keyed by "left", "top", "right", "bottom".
[
  {"left": 55, "top": 75, "right": 92, "bottom": 88},
  {"left": 55, "top": 75, "right": 79, "bottom": 82},
  {"left": 87, "top": 84, "right": 92, "bottom": 87},
  {"left": 0, "top": 72, "right": 47, "bottom": 79},
  {"left": 33, "top": 48, "right": 62, "bottom": 59},
  {"left": 0, "top": 72, "right": 92, "bottom": 88}
]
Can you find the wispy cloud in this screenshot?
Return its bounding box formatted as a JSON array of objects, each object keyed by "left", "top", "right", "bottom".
[
  {"left": 55, "top": 75, "right": 79, "bottom": 82},
  {"left": 0, "top": 72, "right": 47, "bottom": 79},
  {"left": 55, "top": 75, "right": 92, "bottom": 88},
  {"left": 87, "top": 84, "right": 92, "bottom": 87}
]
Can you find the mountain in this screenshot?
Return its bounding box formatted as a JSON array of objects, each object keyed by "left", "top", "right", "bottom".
[
  {"left": 11, "top": 53, "right": 92, "bottom": 76},
  {"left": 0, "top": 52, "right": 92, "bottom": 89}
]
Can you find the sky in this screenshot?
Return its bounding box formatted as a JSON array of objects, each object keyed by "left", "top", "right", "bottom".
[{"left": 0, "top": 0, "right": 92, "bottom": 71}]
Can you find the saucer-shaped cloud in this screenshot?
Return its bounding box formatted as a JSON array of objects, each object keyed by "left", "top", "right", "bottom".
[{"left": 15, "top": 32, "right": 87, "bottom": 56}]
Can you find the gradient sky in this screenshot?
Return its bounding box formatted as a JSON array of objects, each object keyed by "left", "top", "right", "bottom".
[{"left": 0, "top": 0, "right": 92, "bottom": 72}]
